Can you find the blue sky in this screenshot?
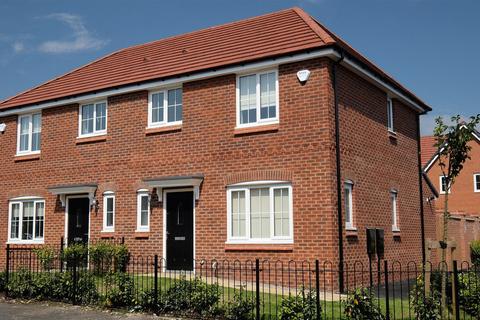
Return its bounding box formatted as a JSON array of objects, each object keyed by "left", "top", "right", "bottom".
[{"left": 0, "top": 0, "right": 478, "bottom": 135}]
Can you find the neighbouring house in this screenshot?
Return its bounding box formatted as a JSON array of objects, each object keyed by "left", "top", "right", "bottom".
[
  {"left": 422, "top": 132, "right": 480, "bottom": 262},
  {"left": 0, "top": 8, "right": 435, "bottom": 285}
]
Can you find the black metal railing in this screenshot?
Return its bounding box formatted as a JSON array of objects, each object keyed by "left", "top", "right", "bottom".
[{"left": 2, "top": 243, "right": 480, "bottom": 319}]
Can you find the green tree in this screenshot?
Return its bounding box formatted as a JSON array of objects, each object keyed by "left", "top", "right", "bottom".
[{"left": 433, "top": 114, "right": 480, "bottom": 317}]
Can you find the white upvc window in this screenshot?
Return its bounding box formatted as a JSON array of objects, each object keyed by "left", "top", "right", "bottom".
[
  {"left": 439, "top": 176, "right": 450, "bottom": 194},
  {"left": 17, "top": 113, "right": 41, "bottom": 155},
  {"left": 387, "top": 97, "right": 394, "bottom": 132},
  {"left": 226, "top": 182, "right": 293, "bottom": 244},
  {"left": 79, "top": 101, "right": 107, "bottom": 137},
  {"left": 391, "top": 190, "right": 399, "bottom": 232},
  {"left": 102, "top": 192, "right": 115, "bottom": 232},
  {"left": 148, "top": 88, "right": 182, "bottom": 128},
  {"left": 344, "top": 181, "right": 354, "bottom": 230},
  {"left": 236, "top": 70, "right": 279, "bottom": 128},
  {"left": 136, "top": 190, "right": 150, "bottom": 232},
  {"left": 8, "top": 198, "right": 45, "bottom": 244},
  {"left": 474, "top": 174, "right": 480, "bottom": 192}
]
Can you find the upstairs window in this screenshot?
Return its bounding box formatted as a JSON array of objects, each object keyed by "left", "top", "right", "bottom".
[
  {"left": 17, "top": 113, "right": 41, "bottom": 155},
  {"left": 474, "top": 174, "right": 480, "bottom": 192},
  {"left": 439, "top": 176, "right": 450, "bottom": 194},
  {"left": 148, "top": 88, "right": 182, "bottom": 127},
  {"left": 344, "top": 181, "right": 354, "bottom": 230},
  {"left": 103, "top": 192, "right": 115, "bottom": 232},
  {"left": 237, "top": 70, "right": 278, "bottom": 127},
  {"left": 387, "top": 98, "right": 394, "bottom": 132},
  {"left": 227, "top": 182, "right": 292, "bottom": 243},
  {"left": 79, "top": 101, "right": 107, "bottom": 137},
  {"left": 9, "top": 199, "right": 44, "bottom": 243}
]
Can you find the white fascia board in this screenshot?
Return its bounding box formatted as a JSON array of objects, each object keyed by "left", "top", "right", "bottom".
[{"left": 0, "top": 48, "right": 339, "bottom": 117}]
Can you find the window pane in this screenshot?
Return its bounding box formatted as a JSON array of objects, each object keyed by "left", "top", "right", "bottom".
[
  {"left": 19, "top": 116, "right": 30, "bottom": 151},
  {"left": 239, "top": 75, "right": 257, "bottom": 124},
  {"left": 274, "top": 188, "right": 289, "bottom": 237},
  {"left": 22, "top": 202, "right": 34, "bottom": 240},
  {"left": 250, "top": 188, "right": 270, "bottom": 238},
  {"left": 476, "top": 175, "right": 480, "bottom": 190},
  {"left": 140, "top": 195, "right": 149, "bottom": 226},
  {"left": 35, "top": 202, "right": 44, "bottom": 238},
  {"left": 81, "top": 104, "right": 94, "bottom": 134},
  {"left": 391, "top": 193, "right": 397, "bottom": 227},
  {"left": 231, "top": 191, "right": 246, "bottom": 237},
  {"left": 106, "top": 197, "right": 114, "bottom": 227},
  {"left": 151, "top": 92, "right": 164, "bottom": 123},
  {"left": 10, "top": 203, "right": 20, "bottom": 239},
  {"left": 344, "top": 185, "right": 352, "bottom": 225},
  {"left": 95, "top": 103, "right": 106, "bottom": 131},
  {"left": 260, "top": 72, "right": 276, "bottom": 120},
  {"left": 167, "top": 89, "right": 182, "bottom": 122},
  {"left": 31, "top": 114, "right": 41, "bottom": 151}
]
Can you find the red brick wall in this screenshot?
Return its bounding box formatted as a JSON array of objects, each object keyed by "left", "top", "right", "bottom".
[{"left": 0, "top": 57, "right": 428, "bottom": 273}]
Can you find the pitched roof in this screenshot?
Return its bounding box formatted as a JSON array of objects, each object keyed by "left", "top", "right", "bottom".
[
  {"left": 420, "top": 136, "right": 437, "bottom": 167},
  {"left": 0, "top": 7, "right": 431, "bottom": 112}
]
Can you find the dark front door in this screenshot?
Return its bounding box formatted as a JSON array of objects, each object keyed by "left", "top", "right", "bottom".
[
  {"left": 166, "top": 191, "right": 194, "bottom": 270},
  {"left": 67, "top": 197, "right": 90, "bottom": 246}
]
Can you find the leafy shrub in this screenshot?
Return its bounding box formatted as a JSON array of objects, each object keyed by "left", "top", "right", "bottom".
[
  {"left": 223, "top": 289, "right": 255, "bottom": 320},
  {"left": 0, "top": 271, "right": 5, "bottom": 292},
  {"left": 61, "top": 244, "right": 88, "bottom": 264},
  {"left": 89, "top": 243, "right": 130, "bottom": 274},
  {"left": 429, "top": 269, "right": 452, "bottom": 304},
  {"left": 6, "top": 268, "right": 36, "bottom": 299},
  {"left": 103, "top": 272, "right": 135, "bottom": 308},
  {"left": 136, "top": 288, "right": 162, "bottom": 313},
  {"left": 344, "top": 288, "right": 385, "bottom": 320},
  {"left": 33, "top": 247, "right": 56, "bottom": 271},
  {"left": 410, "top": 275, "right": 440, "bottom": 320},
  {"left": 163, "top": 277, "right": 220, "bottom": 316},
  {"left": 280, "top": 288, "right": 318, "bottom": 320},
  {"left": 470, "top": 240, "right": 480, "bottom": 266},
  {"left": 60, "top": 271, "right": 99, "bottom": 305},
  {"left": 458, "top": 272, "right": 480, "bottom": 318}
]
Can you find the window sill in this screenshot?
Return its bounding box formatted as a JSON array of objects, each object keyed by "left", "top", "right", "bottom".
[
  {"left": 388, "top": 130, "right": 397, "bottom": 139},
  {"left": 234, "top": 123, "right": 279, "bottom": 136},
  {"left": 392, "top": 229, "right": 401, "bottom": 237},
  {"left": 14, "top": 153, "right": 41, "bottom": 162},
  {"left": 225, "top": 243, "right": 293, "bottom": 252},
  {"left": 7, "top": 240, "right": 44, "bottom": 245},
  {"left": 100, "top": 231, "right": 115, "bottom": 238},
  {"left": 76, "top": 134, "right": 107, "bottom": 144},
  {"left": 346, "top": 228, "right": 358, "bottom": 237},
  {"left": 134, "top": 231, "right": 150, "bottom": 238},
  {"left": 145, "top": 124, "right": 182, "bottom": 135}
]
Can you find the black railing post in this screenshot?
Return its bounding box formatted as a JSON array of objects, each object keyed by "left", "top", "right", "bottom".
[
  {"left": 315, "top": 260, "right": 321, "bottom": 320},
  {"left": 72, "top": 252, "right": 78, "bottom": 305},
  {"left": 5, "top": 244, "right": 10, "bottom": 298},
  {"left": 60, "top": 237, "right": 64, "bottom": 273},
  {"left": 452, "top": 260, "right": 460, "bottom": 320},
  {"left": 255, "top": 258, "right": 260, "bottom": 320},
  {"left": 384, "top": 260, "right": 390, "bottom": 320},
  {"left": 154, "top": 255, "right": 159, "bottom": 309}
]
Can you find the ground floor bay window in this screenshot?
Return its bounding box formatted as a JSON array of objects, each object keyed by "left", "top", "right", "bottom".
[
  {"left": 8, "top": 198, "right": 45, "bottom": 243},
  {"left": 227, "top": 182, "right": 293, "bottom": 244}
]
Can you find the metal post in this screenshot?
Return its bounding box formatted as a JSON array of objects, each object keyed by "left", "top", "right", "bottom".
[
  {"left": 452, "top": 261, "right": 460, "bottom": 320},
  {"left": 60, "top": 237, "right": 64, "bottom": 273},
  {"left": 315, "top": 260, "right": 321, "bottom": 320},
  {"left": 121, "top": 236, "right": 125, "bottom": 245},
  {"left": 72, "top": 252, "right": 78, "bottom": 305},
  {"left": 255, "top": 259, "right": 260, "bottom": 320},
  {"left": 384, "top": 260, "right": 390, "bottom": 320},
  {"left": 154, "top": 255, "right": 159, "bottom": 309},
  {"left": 5, "top": 244, "right": 10, "bottom": 298}
]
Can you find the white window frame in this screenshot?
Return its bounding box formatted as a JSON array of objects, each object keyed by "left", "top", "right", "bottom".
[
  {"left": 235, "top": 69, "right": 279, "bottom": 129},
  {"left": 226, "top": 181, "right": 293, "bottom": 244},
  {"left": 391, "top": 190, "right": 400, "bottom": 232},
  {"left": 474, "top": 174, "right": 480, "bottom": 193},
  {"left": 102, "top": 192, "right": 115, "bottom": 232},
  {"left": 147, "top": 87, "right": 183, "bottom": 128},
  {"left": 16, "top": 112, "right": 41, "bottom": 155},
  {"left": 78, "top": 101, "right": 108, "bottom": 138},
  {"left": 344, "top": 181, "right": 355, "bottom": 230},
  {"left": 439, "top": 175, "right": 450, "bottom": 194},
  {"left": 8, "top": 197, "right": 45, "bottom": 244},
  {"left": 136, "top": 190, "right": 150, "bottom": 232},
  {"left": 387, "top": 97, "right": 394, "bottom": 132}
]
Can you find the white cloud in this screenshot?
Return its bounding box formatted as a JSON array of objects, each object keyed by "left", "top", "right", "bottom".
[
  {"left": 12, "top": 41, "right": 24, "bottom": 53},
  {"left": 38, "top": 13, "right": 107, "bottom": 54}
]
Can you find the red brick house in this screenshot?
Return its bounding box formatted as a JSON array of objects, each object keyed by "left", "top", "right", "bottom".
[
  {"left": 0, "top": 8, "right": 434, "bottom": 277},
  {"left": 422, "top": 132, "right": 480, "bottom": 262}
]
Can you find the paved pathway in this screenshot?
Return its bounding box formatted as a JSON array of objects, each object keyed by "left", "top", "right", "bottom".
[{"left": 0, "top": 299, "right": 177, "bottom": 320}]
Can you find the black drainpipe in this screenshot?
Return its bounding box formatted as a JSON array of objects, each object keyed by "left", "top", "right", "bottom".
[
  {"left": 333, "top": 50, "right": 345, "bottom": 293},
  {"left": 416, "top": 113, "right": 426, "bottom": 264}
]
